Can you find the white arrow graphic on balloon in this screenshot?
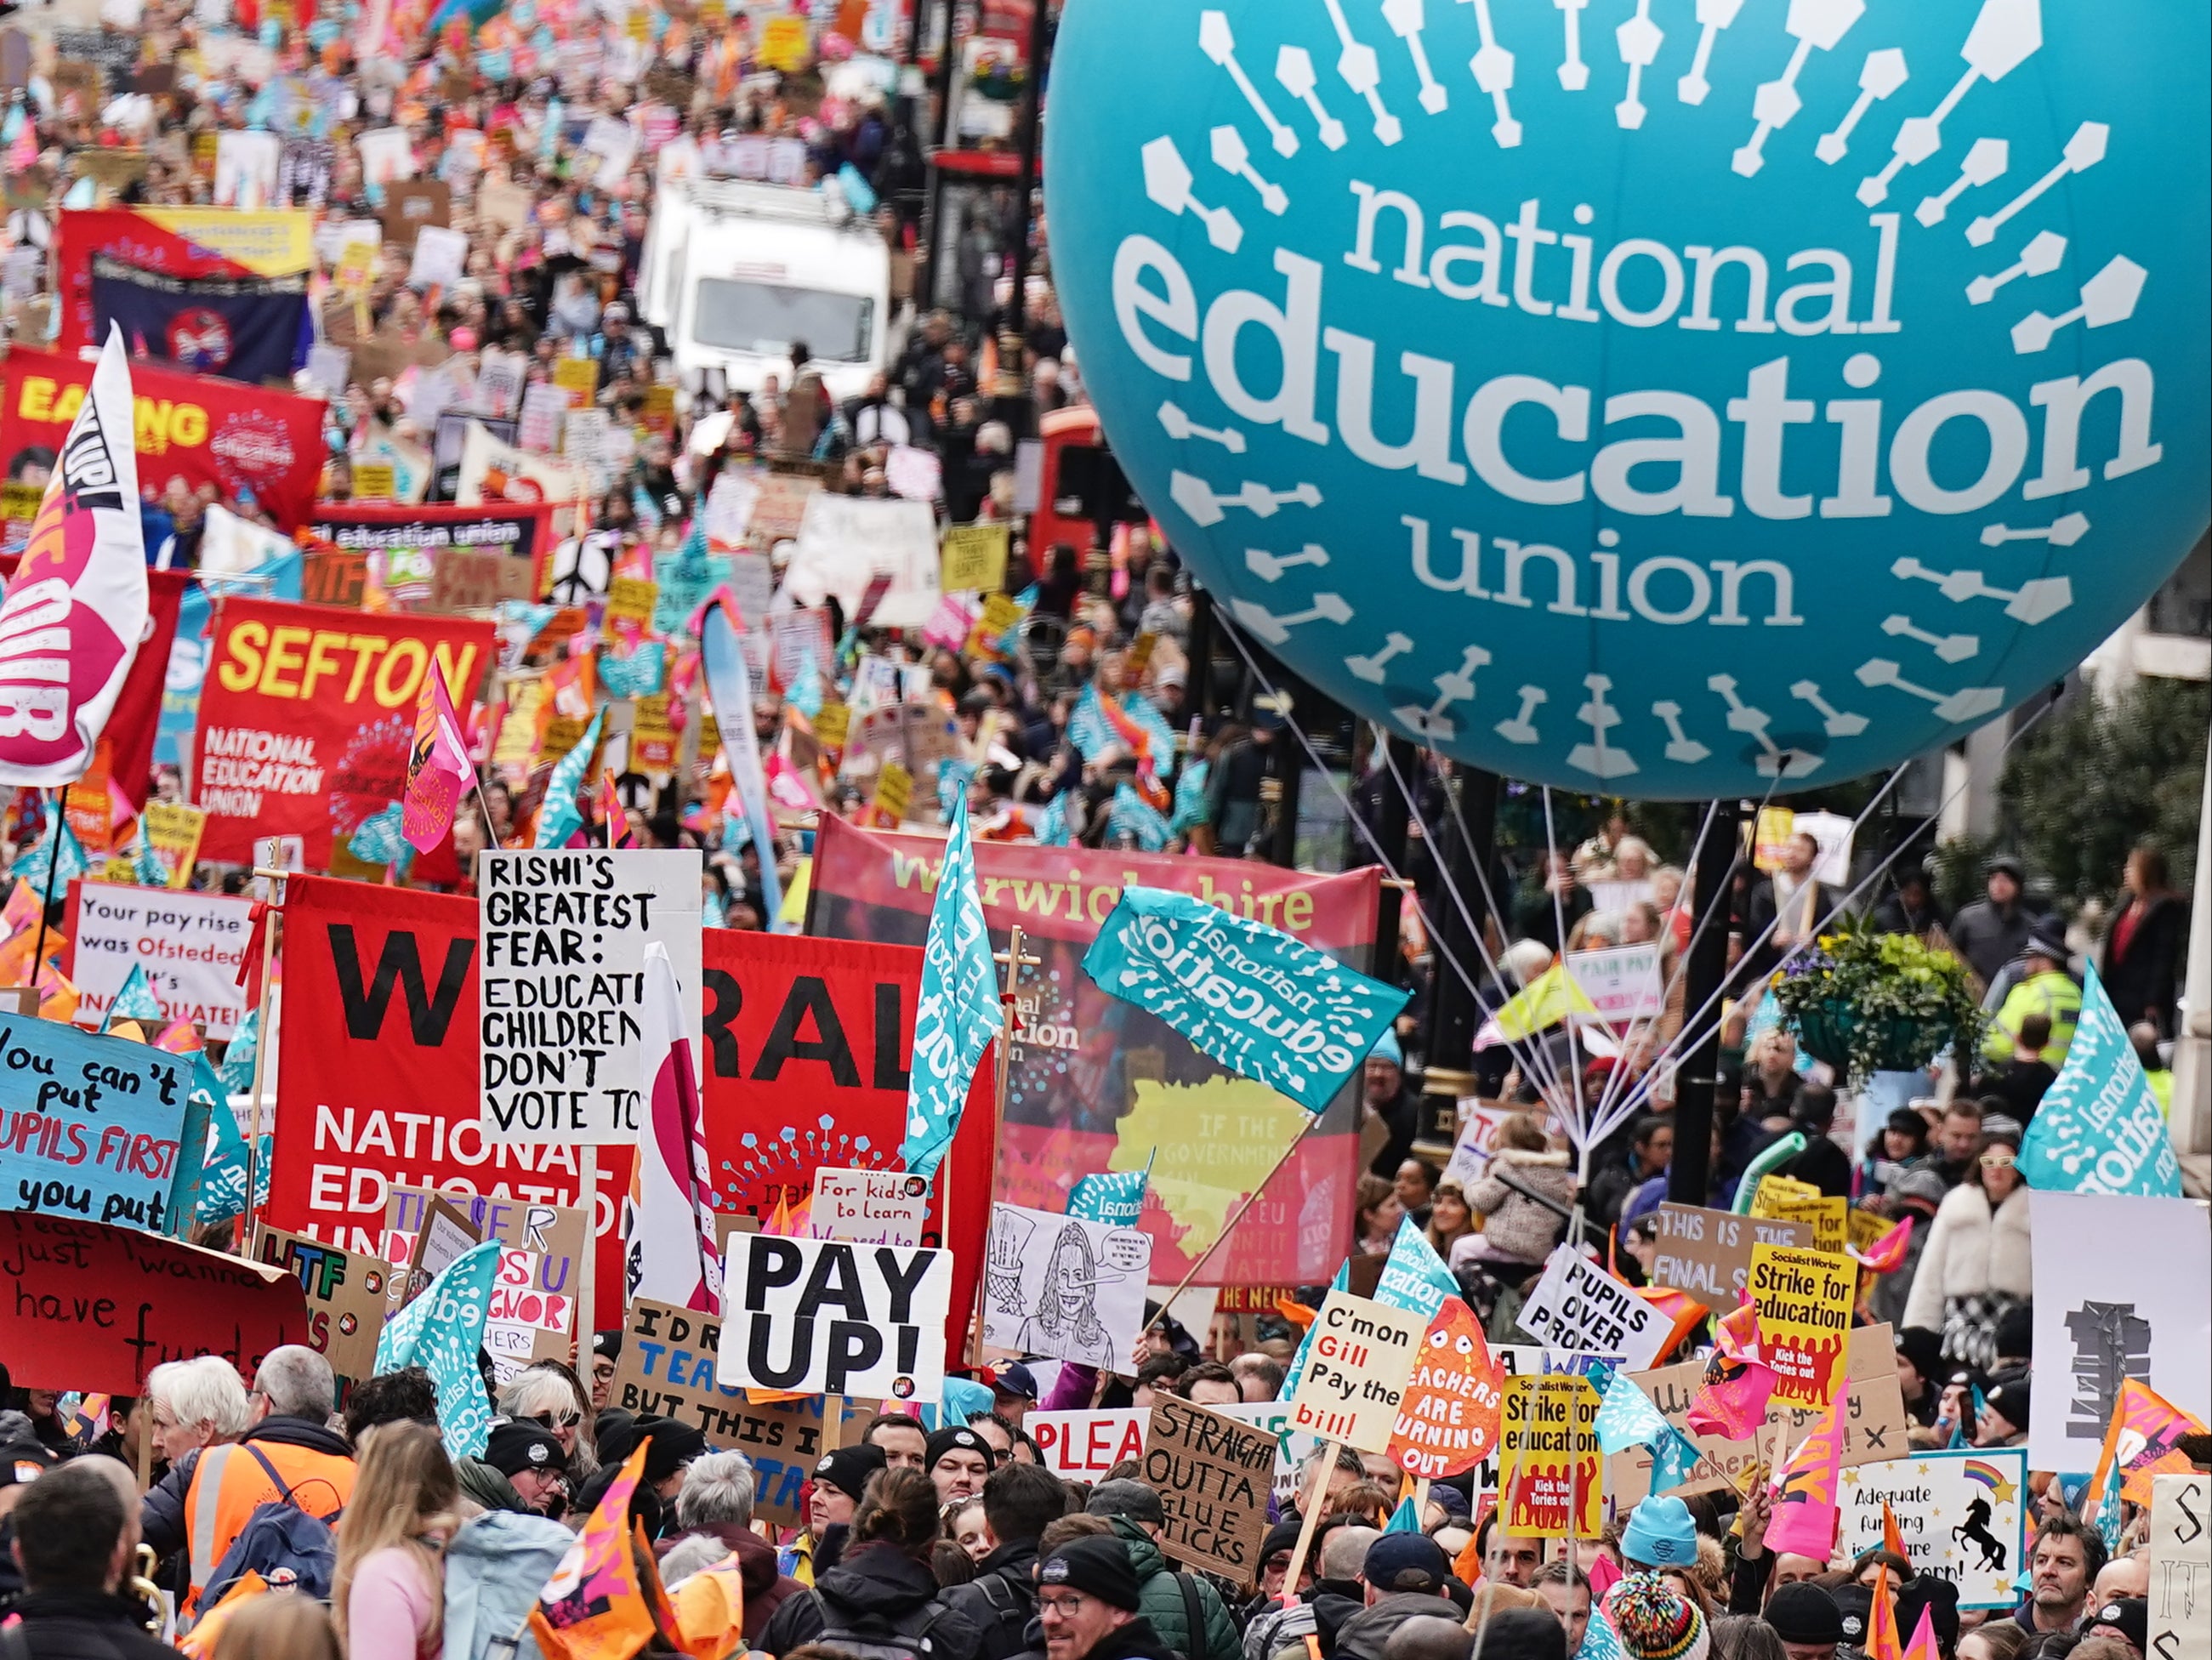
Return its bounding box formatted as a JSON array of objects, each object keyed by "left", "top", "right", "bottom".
[
  {"left": 2010, "top": 255, "right": 2143, "bottom": 354},
  {"left": 1816, "top": 47, "right": 1907, "bottom": 162},
  {"left": 1857, "top": 0, "right": 2041, "bottom": 206}
]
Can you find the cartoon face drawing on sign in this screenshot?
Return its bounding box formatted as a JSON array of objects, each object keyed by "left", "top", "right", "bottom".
[{"left": 1020, "top": 1223, "right": 1125, "bottom": 1368}]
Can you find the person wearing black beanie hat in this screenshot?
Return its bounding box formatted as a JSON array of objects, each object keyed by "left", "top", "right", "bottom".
[
  {"left": 1895, "top": 1328, "right": 1946, "bottom": 1428},
  {"left": 1765, "top": 1581, "right": 1845, "bottom": 1660},
  {"left": 925, "top": 1424, "right": 995, "bottom": 1506},
  {"left": 1038, "top": 1536, "right": 1181, "bottom": 1660},
  {"left": 1980, "top": 1373, "right": 2031, "bottom": 1446},
  {"left": 1896, "top": 1575, "right": 1960, "bottom": 1657},
  {"left": 569, "top": 1413, "right": 706, "bottom": 1539}
]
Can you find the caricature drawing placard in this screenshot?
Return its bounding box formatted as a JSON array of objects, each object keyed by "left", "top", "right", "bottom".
[{"left": 984, "top": 1204, "right": 1152, "bottom": 1367}]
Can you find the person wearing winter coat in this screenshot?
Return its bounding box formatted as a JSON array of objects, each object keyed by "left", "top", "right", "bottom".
[
  {"left": 1080, "top": 1484, "right": 1242, "bottom": 1660},
  {"left": 935, "top": 1464, "right": 1069, "bottom": 1660},
  {"left": 759, "top": 1467, "right": 987, "bottom": 1660},
  {"left": 655, "top": 1451, "right": 806, "bottom": 1644},
  {"left": 1330, "top": 1536, "right": 1463, "bottom": 1660},
  {"left": 1902, "top": 1134, "right": 2033, "bottom": 1372},
  {"left": 1451, "top": 1115, "right": 1575, "bottom": 1275},
  {"left": 443, "top": 1506, "right": 575, "bottom": 1660}
]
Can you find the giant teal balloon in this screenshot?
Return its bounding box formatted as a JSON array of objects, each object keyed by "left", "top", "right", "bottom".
[{"left": 1044, "top": 0, "right": 2209, "bottom": 796}]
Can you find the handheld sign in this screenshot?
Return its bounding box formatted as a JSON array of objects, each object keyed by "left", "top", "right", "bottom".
[
  {"left": 1518, "top": 1247, "right": 1671, "bottom": 1371},
  {"left": 253, "top": 1222, "right": 390, "bottom": 1383},
  {"left": 1497, "top": 1373, "right": 1603, "bottom": 1538},
  {"left": 1030, "top": 1409, "right": 1151, "bottom": 1479},
  {"left": 1749, "top": 1242, "right": 1857, "bottom": 1407},
  {"left": 0, "top": 1018, "right": 190, "bottom": 1231},
  {"left": 810, "top": 1168, "right": 931, "bottom": 1248},
  {"left": 1651, "top": 1204, "right": 1814, "bottom": 1303},
  {"left": 717, "top": 1231, "right": 953, "bottom": 1401},
  {"left": 1839, "top": 1447, "right": 2028, "bottom": 1608},
  {"left": 478, "top": 848, "right": 702, "bottom": 1143},
  {"left": 1287, "top": 1289, "right": 1422, "bottom": 1454},
  {"left": 1145, "top": 1399, "right": 1276, "bottom": 1578}
]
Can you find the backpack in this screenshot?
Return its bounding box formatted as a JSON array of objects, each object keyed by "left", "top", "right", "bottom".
[
  {"left": 966, "top": 1570, "right": 1034, "bottom": 1660},
  {"left": 814, "top": 1597, "right": 954, "bottom": 1660},
  {"left": 198, "top": 1446, "right": 340, "bottom": 1611}
]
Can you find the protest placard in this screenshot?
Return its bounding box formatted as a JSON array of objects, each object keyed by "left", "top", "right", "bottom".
[
  {"left": 252, "top": 1222, "right": 390, "bottom": 1383},
  {"left": 1518, "top": 1248, "right": 1672, "bottom": 1370},
  {"left": 610, "top": 1295, "right": 867, "bottom": 1523},
  {"left": 1565, "top": 942, "right": 1664, "bottom": 1022},
  {"left": 0, "top": 1019, "right": 191, "bottom": 1231},
  {"left": 1218, "top": 1400, "right": 1324, "bottom": 1506},
  {"left": 1441, "top": 1102, "right": 1517, "bottom": 1189},
  {"left": 981, "top": 1205, "right": 1151, "bottom": 1367},
  {"left": 718, "top": 1233, "right": 953, "bottom": 1399},
  {"left": 385, "top": 1187, "right": 585, "bottom": 1373},
  {"left": 1029, "top": 1408, "right": 1150, "bottom": 1479},
  {"left": 1650, "top": 1204, "right": 1814, "bottom": 1303},
  {"left": 1288, "top": 1290, "right": 1423, "bottom": 1452},
  {"left": 1758, "top": 1191, "right": 1848, "bottom": 1256},
  {"left": 1497, "top": 1373, "right": 1602, "bottom": 1538},
  {"left": 2149, "top": 1473, "right": 2211, "bottom": 1660},
  {"left": 1606, "top": 1322, "right": 1909, "bottom": 1507},
  {"left": 478, "top": 848, "right": 703, "bottom": 1142},
  {"left": 0, "top": 1214, "right": 306, "bottom": 1393},
  {"left": 396, "top": 1195, "right": 483, "bottom": 1309},
  {"left": 63, "top": 881, "right": 254, "bottom": 1037},
  {"left": 941, "top": 523, "right": 1010, "bottom": 593},
  {"left": 1840, "top": 1447, "right": 2028, "bottom": 1607},
  {"left": 1749, "top": 1242, "right": 1857, "bottom": 1407},
  {"left": 810, "top": 1168, "right": 930, "bottom": 1247},
  {"left": 1145, "top": 1399, "right": 1276, "bottom": 1577},
  {"left": 1392, "top": 1295, "right": 1505, "bottom": 1478}
]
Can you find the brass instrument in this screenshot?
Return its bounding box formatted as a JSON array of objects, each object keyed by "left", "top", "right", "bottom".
[{"left": 127, "top": 1543, "right": 166, "bottom": 1637}]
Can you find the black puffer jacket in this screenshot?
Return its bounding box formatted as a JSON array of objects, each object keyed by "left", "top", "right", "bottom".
[{"left": 759, "top": 1540, "right": 987, "bottom": 1660}]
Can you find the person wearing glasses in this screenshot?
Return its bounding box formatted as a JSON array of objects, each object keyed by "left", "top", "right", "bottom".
[
  {"left": 1036, "top": 1535, "right": 1179, "bottom": 1660},
  {"left": 497, "top": 1366, "right": 596, "bottom": 1483},
  {"left": 1902, "top": 1125, "right": 2033, "bottom": 1373}
]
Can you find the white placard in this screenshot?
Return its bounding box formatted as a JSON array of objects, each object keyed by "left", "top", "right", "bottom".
[
  {"left": 67, "top": 882, "right": 255, "bottom": 1037},
  {"left": 1566, "top": 941, "right": 1665, "bottom": 1023},
  {"left": 408, "top": 224, "right": 468, "bottom": 291},
  {"left": 781, "top": 494, "right": 942, "bottom": 631},
  {"left": 1442, "top": 1101, "right": 1517, "bottom": 1190},
  {"left": 1216, "top": 1400, "right": 1324, "bottom": 1507},
  {"left": 1287, "top": 1289, "right": 1423, "bottom": 1454},
  {"left": 810, "top": 1168, "right": 930, "bottom": 1247},
  {"left": 1516, "top": 1246, "right": 1671, "bottom": 1371},
  {"left": 478, "top": 848, "right": 702, "bottom": 1144},
  {"left": 1028, "top": 1408, "right": 1150, "bottom": 1478},
  {"left": 981, "top": 1203, "right": 1151, "bottom": 1368},
  {"left": 1839, "top": 1447, "right": 2029, "bottom": 1609},
  {"left": 716, "top": 1232, "right": 952, "bottom": 1400},
  {"left": 2027, "top": 1192, "right": 2212, "bottom": 1473},
  {"left": 2149, "top": 1473, "right": 2210, "bottom": 1660}
]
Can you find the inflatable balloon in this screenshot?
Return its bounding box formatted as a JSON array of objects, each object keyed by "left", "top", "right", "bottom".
[{"left": 1045, "top": 0, "right": 2209, "bottom": 796}]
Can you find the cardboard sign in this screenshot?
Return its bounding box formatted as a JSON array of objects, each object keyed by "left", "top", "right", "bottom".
[
  {"left": 717, "top": 1233, "right": 954, "bottom": 1400},
  {"left": 385, "top": 1187, "right": 586, "bottom": 1373},
  {"left": 981, "top": 1204, "right": 1151, "bottom": 1367},
  {"left": 810, "top": 1168, "right": 930, "bottom": 1247},
  {"left": 1606, "top": 1322, "right": 1910, "bottom": 1509},
  {"left": 1840, "top": 1447, "right": 2028, "bottom": 1608},
  {"left": 478, "top": 849, "right": 703, "bottom": 1143},
  {"left": 1756, "top": 1189, "right": 1848, "bottom": 1256},
  {"left": 1288, "top": 1289, "right": 1423, "bottom": 1452},
  {"left": 1566, "top": 941, "right": 1664, "bottom": 1022},
  {"left": 2149, "top": 1473, "right": 2212, "bottom": 1660},
  {"left": 62, "top": 880, "right": 253, "bottom": 1037},
  {"left": 0, "top": 1018, "right": 191, "bottom": 1231},
  {"left": 252, "top": 1222, "right": 391, "bottom": 1383},
  {"left": 397, "top": 1193, "right": 484, "bottom": 1307},
  {"left": 1749, "top": 1242, "right": 1857, "bottom": 1407},
  {"left": 1650, "top": 1204, "right": 1814, "bottom": 1303},
  {"left": 1029, "top": 1408, "right": 1150, "bottom": 1478},
  {"left": 379, "top": 179, "right": 452, "bottom": 247},
  {"left": 1145, "top": 1399, "right": 1276, "bottom": 1577},
  {"left": 1518, "top": 1248, "right": 1671, "bottom": 1370},
  {"left": 303, "top": 548, "right": 371, "bottom": 606},
  {"left": 609, "top": 1295, "right": 866, "bottom": 1523},
  {"left": 941, "top": 523, "right": 1010, "bottom": 593},
  {"left": 1497, "top": 1373, "right": 1602, "bottom": 1538},
  {"left": 0, "top": 1213, "right": 306, "bottom": 1393}
]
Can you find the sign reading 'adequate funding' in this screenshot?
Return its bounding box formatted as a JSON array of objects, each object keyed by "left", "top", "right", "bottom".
[
  {"left": 1287, "top": 1289, "right": 1422, "bottom": 1452},
  {"left": 1840, "top": 1447, "right": 2028, "bottom": 1609},
  {"left": 717, "top": 1232, "right": 953, "bottom": 1401},
  {"left": 1043, "top": 0, "right": 2211, "bottom": 799},
  {"left": 478, "top": 849, "right": 702, "bottom": 1142}
]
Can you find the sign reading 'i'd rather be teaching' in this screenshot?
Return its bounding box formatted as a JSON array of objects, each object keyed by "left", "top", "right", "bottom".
[{"left": 1043, "top": 0, "right": 2210, "bottom": 798}]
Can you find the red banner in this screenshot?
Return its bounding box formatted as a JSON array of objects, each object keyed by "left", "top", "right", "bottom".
[
  {"left": 266, "top": 881, "right": 993, "bottom": 1348},
  {"left": 2, "top": 346, "right": 328, "bottom": 532},
  {"left": 306, "top": 503, "right": 556, "bottom": 611},
  {"left": 807, "top": 819, "right": 1378, "bottom": 1286},
  {"left": 0, "top": 1213, "right": 308, "bottom": 1393},
  {"left": 54, "top": 209, "right": 294, "bottom": 355},
  {"left": 191, "top": 597, "right": 495, "bottom": 867}
]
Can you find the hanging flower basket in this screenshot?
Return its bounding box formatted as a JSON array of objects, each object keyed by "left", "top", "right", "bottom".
[{"left": 1770, "top": 929, "right": 1983, "bottom": 1083}]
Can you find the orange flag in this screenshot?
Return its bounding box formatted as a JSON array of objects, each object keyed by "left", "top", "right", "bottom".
[
  {"left": 1867, "top": 1565, "right": 1905, "bottom": 1660},
  {"left": 2087, "top": 1379, "right": 2209, "bottom": 1506},
  {"left": 530, "top": 1445, "right": 657, "bottom": 1660},
  {"left": 1882, "top": 1500, "right": 1906, "bottom": 1561}
]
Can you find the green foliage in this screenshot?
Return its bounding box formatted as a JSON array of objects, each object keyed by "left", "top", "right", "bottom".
[
  {"left": 1769, "top": 926, "right": 1985, "bottom": 1083},
  {"left": 1999, "top": 679, "right": 2209, "bottom": 907}
]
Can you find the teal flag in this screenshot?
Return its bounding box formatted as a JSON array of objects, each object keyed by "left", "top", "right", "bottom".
[
  {"left": 219, "top": 1009, "right": 259, "bottom": 1098},
  {"left": 1376, "top": 1214, "right": 1459, "bottom": 1325},
  {"left": 1069, "top": 1156, "right": 1152, "bottom": 1228},
  {"left": 1385, "top": 1495, "right": 1422, "bottom": 1534},
  {"left": 1106, "top": 782, "right": 1170, "bottom": 851},
  {"left": 375, "top": 1240, "right": 502, "bottom": 1458},
  {"left": 1650, "top": 1424, "right": 1704, "bottom": 1493},
  {"left": 532, "top": 708, "right": 604, "bottom": 849},
  {"left": 14, "top": 816, "right": 87, "bottom": 892},
  {"left": 2019, "top": 959, "right": 2181, "bottom": 1197},
  {"left": 899, "top": 793, "right": 998, "bottom": 1180},
  {"left": 1082, "top": 886, "right": 1409, "bottom": 1115},
  {"left": 1595, "top": 1368, "right": 1673, "bottom": 1456},
  {"left": 110, "top": 964, "right": 165, "bottom": 1025},
  {"left": 1279, "top": 1259, "right": 1349, "bottom": 1401}
]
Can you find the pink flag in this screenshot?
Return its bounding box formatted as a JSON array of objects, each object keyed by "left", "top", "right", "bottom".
[
  {"left": 625, "top": 941, "right": 722, "bottom": 1313},
  {"left": 1764, "top": 1395, "right": 1847, "bottom": 1561},
  {"left": 0, "top": 329, "right": 148, "bottom": 788},
  {"left": 1686, "top": 1304, "right": 1777, "bottom": 1440},
  {"left": 402, "top": 657, "right": 475, "bottom": 854},
  {"left": 1902, "top": 1606, "right": 1942, "bottom": 1660}
]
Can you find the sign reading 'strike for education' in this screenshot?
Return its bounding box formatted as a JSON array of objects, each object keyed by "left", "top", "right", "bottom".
[{"left": 479, "top": 849, "right": 702, "bottom": 1143}]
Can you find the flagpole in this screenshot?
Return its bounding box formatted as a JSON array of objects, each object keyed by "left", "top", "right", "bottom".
[
  {"left": 577, "top": 1146, "right": 599, "bottom": 1361},
  {"left": 1146, "top": 1112, "right": 1325, "bottom": 1335},
  {"left": 971, "top": 926, "right": 1038, "bottom": 1367},
  {"left": 23, "top": 788, "right": 65, "bottom": 991},
  {"left": 241, "top": 840, "right": 287, "bottom": 1239}
]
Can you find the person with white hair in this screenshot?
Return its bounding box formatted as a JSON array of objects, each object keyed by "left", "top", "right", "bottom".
[
  {"left": 143, "top": 1357, "right": 253, "bottom": 1470},
  {"left": 495, "top": 1363, "right": 595, "bottom": 1481},
  {"left": 656, "top": 1450, "right": 806, "bottom": 1643}
]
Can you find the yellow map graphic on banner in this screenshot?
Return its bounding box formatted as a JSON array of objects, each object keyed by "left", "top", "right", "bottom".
[{"left": 1111, "top": 1077, "right": 1308, "bottom": 1251}]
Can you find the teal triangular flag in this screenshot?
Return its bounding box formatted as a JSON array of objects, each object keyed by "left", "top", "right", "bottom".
[
  {"left": 15, "top": 817, "right": 88, "bottom": 891},
  {"left": 2018, "top": 958, "right": 2182, "bottom": 1197},
  {"left": 1595, "top": 1369, "right": 1673, "bottom": 1455},
  {"left": 533, "top": 708, "right": 604, "bottom": 849},
  {"left": 1281, "top": 1259, "right": 1351, "bottom": 1401},
  {"left": 376, "top": 1241, "right": 503, "bottom": 1458},
  {"left": 1650, "top": 1424, "right": 1706, "bottom": 1493},
  {"left": 110, "top": 964, "right": 166, "bottom": 1025},
  {"left": 1385, "top": 1495, "right": 1422, "bottom": 1534},
  {"left": 219, "top": 1011, "right": 259, "bottom": 1100}
]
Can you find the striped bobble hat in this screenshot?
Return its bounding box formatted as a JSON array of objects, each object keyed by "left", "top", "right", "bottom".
[{"left": 1606, "top": 1572, "right": 1711, "bottom": 1660}]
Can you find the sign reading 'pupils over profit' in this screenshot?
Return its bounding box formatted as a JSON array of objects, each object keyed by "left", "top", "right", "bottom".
[{"left": 1043, "top": 0, "right": 2210, "bottom": 798}]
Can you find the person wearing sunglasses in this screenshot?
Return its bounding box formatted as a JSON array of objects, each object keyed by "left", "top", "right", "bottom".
[
  {"left": 1901, "top": 1121, "right": 2032, "bottom": 1373},
  {"left": 497, "top": 1367, "right": 592, "bottom": 1475}
]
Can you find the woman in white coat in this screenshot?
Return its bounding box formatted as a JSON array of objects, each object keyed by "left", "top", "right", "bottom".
[{"left": 1902, "top": 1131, "right": 2033, "bottom": 1371}]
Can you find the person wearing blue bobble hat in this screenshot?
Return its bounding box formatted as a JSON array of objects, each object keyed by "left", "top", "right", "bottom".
[
  {"left": 1620, "top": 1497, "right": 1703, "bottom": 1572},
  {"left": 1364, "top": 1027, "right": 1424, "bottom": 1179}
]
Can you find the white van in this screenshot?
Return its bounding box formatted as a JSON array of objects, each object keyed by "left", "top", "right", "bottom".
[{"left": 639, "top": 176, "right": 891, "bottom": 405}]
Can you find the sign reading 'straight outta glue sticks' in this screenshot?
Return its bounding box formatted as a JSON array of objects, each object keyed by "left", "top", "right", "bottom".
[{"left": 1287, "top": 1289, "right": 1421, "bottom": 1453}]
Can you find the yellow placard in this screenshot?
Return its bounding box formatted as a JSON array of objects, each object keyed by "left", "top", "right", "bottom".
[
  {"left": 758, "top": 14, "right": 812, "bottom": 71},
  {"left": 492, "top": 677, "right": 547, "bottom": 777},
  {"left": 1753, "top": 807, "right": 1798, "bottom": 872},
  {"left": 641, "top": 384, "right": 677, "bottom": 434},
  {"left": 1748, "top": 1242, "right": 1857, "bottom": 1408},
  {"left": 1126, "top": 630, "right": 1159, "bottom": 674},
  {"left": 1754, "top": 1180, "right": 1847, "bottom": 1257},
  {"left": 1, "top": 480, "right": 42, "bottom": 526},
  {"left": 350, "top": 460, "right": 397, "bottom": 501},
  {"left": 812, "top": 700, "right": 850, "bottom": 749},
  {"left": 873, "top": 759, "right": 911, "bottom": 824},
  {"left": 142, "top": 803, "right": 207, "bottom": 890},
  {"left": 939, "top": 522, "right": 1009, "bottom": 593},
  {"left": 1496, "top": 1374, "right": 1603, "bottom": 1539},
  {"left": 554, "top": 356, "right": 600, "bottom": 408},
  {"left": 1845, "top": 1207, "right": 1893, "bottom": 1258},
  {"left": 625, "top": 8, "right": 650, "bottom": 37},
  {"left": 699, "top": 0, "right": 728, "bottom": 23},
  {"left": 606, "top": 575, "right": 659, "bottom": 628},
  {"left": 333, "top": 238, "right": 381, "bottom": 295}
]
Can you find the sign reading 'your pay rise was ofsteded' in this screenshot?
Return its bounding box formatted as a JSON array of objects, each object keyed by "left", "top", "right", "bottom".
[{"left": 478, "top": 850, "right": 702, "bottom": 1143}]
